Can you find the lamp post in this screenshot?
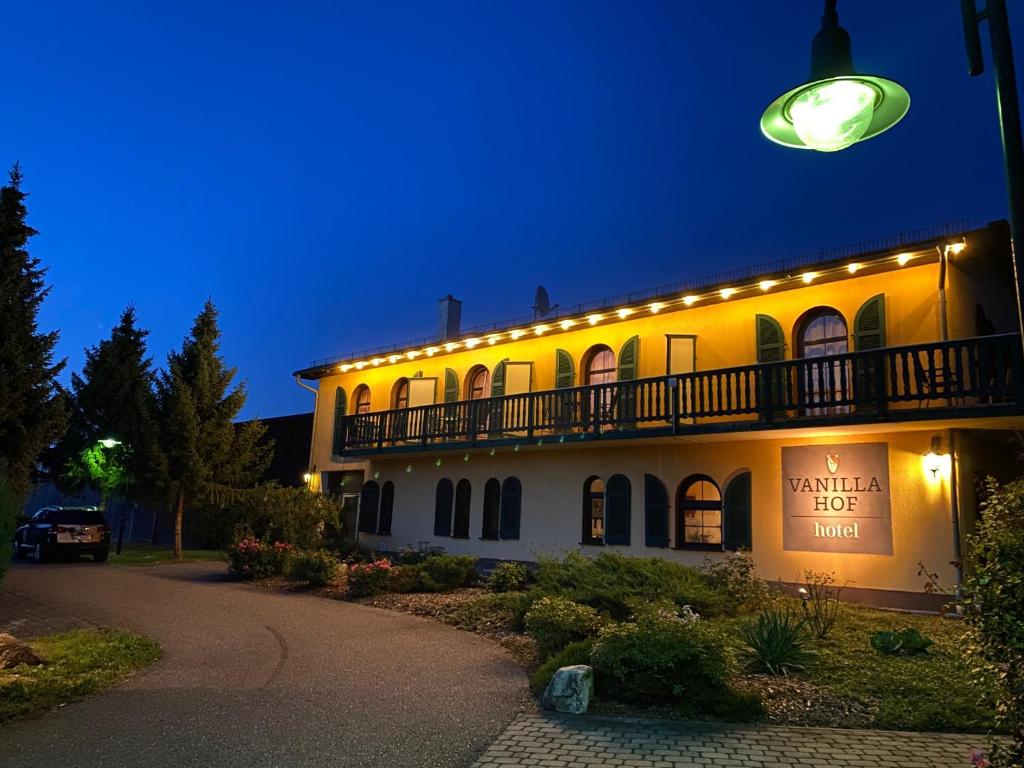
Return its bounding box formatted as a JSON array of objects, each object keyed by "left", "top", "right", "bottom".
[
  {"left": 96, "top": 437, "right": 129, "bottom": 555},
  {"left": 761, "top": 0, "right": 1024, "bottom": 347}
]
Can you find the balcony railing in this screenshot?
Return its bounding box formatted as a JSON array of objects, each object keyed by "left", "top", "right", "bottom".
[{"left": 336, "top": 334, "right": 1024, "bottom": 456}]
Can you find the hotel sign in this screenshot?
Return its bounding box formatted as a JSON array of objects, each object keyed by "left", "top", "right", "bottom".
[{"left": 782, "top": 443, "right": 893, "bottom": 555}]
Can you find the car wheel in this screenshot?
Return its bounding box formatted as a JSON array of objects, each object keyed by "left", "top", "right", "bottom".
[
  {"left": 32, "top": 543, "right": 46, "bottom": 564},
  {"left": 93, "top": 548, "right": 109, "bottom": 563},
  {"left": 10, "top": 539, "right": 20, "bottom": 560}
]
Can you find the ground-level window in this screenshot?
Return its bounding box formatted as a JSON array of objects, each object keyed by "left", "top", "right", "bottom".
[
  {"left": 358, "top": 481, "right": 380, "bottom": 534},
  {"left": 481, "top": 478, "right": 501, "bottom": 539},
  {"left": 676, "top": 475, "right": 722, "bottom": 550},
  {"left": 434, "top": 478, "right": 453, "bottom": 537},
  {"left": 723, "top": 472, "right": 752, "bottom": 551},
  {"left": 453, "top": 479, "right": 472, "bottom": 538},
  {"left": 499, "top": 477, "right": 521, "bottom": 540},
  {"left": 644, "top": 474, "right": 669, "bottom": 548},
  {"left": 378, "top": 481, "right": 395, "bottom": 535},
  {"left": 582, "top": 476, "right": 605, "bottom": 544},
  {"left": 605, "top": 474, "right": 631, "bottom": 545}
]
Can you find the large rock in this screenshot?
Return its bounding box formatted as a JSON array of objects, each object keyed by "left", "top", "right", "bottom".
[
  {"left": 0, "top": 633, "right": 44, "bottom": 669},
  {"left": 541, "top": 664, "right": 593, "bottom": 714}
]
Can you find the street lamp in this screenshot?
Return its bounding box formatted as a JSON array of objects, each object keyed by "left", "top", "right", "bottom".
[
  {"left": 98, "top": 437, "right": 122, "bottom": 449},
  {"left": 762, "top": 0, "right": 1024, "bottom": 350},
  {"left": 760, "top": 0, "right": 910, "bottom": 152}
]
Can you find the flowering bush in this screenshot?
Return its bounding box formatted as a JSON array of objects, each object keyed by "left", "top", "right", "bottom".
[
  {"left": 227, "top": 535, "right": 292, "bottom": 579},
  {"left": 347, "top": 559, "right": 393, "bottom": 598}
]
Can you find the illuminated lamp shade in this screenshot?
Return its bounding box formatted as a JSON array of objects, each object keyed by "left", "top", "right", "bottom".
[
  {"left": 760, "top": 2, "right": 909, "bottom": 152},
  {"left": 801, "top": 271, "right": 818, "bottom": 284},
  {"left": 948, "top": 241, "right": 967, "bottom": 255},
  {"left": 98, "top": 438, "right": 121, "bottom": 449},
  {"left": 487, "top": 334, "right": 500, "bottom": 345},
  {"left": 922, "top": 436, "right": 950, "bottom": 481},
  {"left": 896, "top": 252, "right": 912, "bottom": 266},
  {"left": 587, "top": 314, "right": 602, "bottom": 325},
  {"left": 302, "top": 472, "right": 313, "bottom": 484},
  {"left": 847, "top": 262, "right": 861, "bottom": 274},
  {"left": 649, "top": 302, "right": 665, "bottom": 314}
]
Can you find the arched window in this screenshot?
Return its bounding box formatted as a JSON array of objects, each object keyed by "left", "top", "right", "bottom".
[
  {"left": 482, "top": 478, "right": 501, "bottom": 539},
  {"left": 378, "top": 481, "right": 395, "bottom": 535},
  {"left": 796, "top": 307, "right": 849, "bottom": 411},
  {"left": 584, "top": 345, "right": 616, "bottom": 418},
  {"left": 605, "top": 474, "right": 631, "bottom": 546},
  {"left": 453, "top": 479, "right": 472, "bottom": 538},
  {"left": 467, "top": 366, "right": 491, "bottom": 400},
  {"left": 499, "top": 477, "right": 521, "bottom": 540},
  {"left": 676, "top": 475, "right": 722, "bottom": 550},
  {"left": 353, "top": 385, "right": 371, "bottom": 414},
  {"left": 392, "top": 378, "right": 410, "bottom": 410},
  {"left": 644, "top": 474, "right": 669, "bottom": 548},
  {"left": 358, "top": 481, "right": 380, "bottom": 534},
  {"left": 582, "top": 476, "right": 605, "bottom": 545},
  {"left": 434, "top": 478, "right": 454, "bottom": 537},
  {"left": 723, "top": 472, "right": 752, "bottom": 551}
]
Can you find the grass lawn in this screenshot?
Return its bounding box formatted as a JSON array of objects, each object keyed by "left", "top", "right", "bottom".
[
  {"left": 0, "top": 629, "right": 161, "bottom": 724},
  {"left": 109, "top": 543, "right": 224, "bottom": 566}
]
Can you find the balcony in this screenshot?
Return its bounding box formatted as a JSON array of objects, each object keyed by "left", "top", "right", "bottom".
[{"left": 335, "top": 334, "right": 1024, "bottom": 457}]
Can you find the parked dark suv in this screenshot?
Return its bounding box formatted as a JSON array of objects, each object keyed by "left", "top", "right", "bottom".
[{"left": 12, "top": 506, "right": 111, "bottom": 563}]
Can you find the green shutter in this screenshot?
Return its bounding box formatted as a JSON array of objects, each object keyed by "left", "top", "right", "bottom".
[
  {"left": 853, "top": 294, "right": 886, "bottom": 408},
  {"left": 555, "top": 349, "right": 575, "bottom": 388},
  {"left": 444, "top": 368, "right": 459, "bottom": 402},
  {"left": 331, "top": 387, "right": 347, "bottom": 455},
  {"left": 617, "top": 336, "right": 639, "bottom": 427},
  {"left": 853, "top": 294, "right": 886, "bottom": 350},
  {"left": 755, "top": 315, "right": 785, "bottom": 362},
  {"left": 644, "top": 474, "right": 669, "bottom": 548},
  {"left": 488, "top": 359, "right": 509, "bottom": 437},
  {"left": 723, "top": 472, "right": 752, "bottom": 551}
]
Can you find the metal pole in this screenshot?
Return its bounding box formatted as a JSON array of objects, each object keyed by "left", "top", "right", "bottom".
[{"left": 981, "top": 0, "right": 1024, "bottom": 349}]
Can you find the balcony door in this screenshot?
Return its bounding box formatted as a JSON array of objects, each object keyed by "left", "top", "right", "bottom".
[{"left": 796, "top": 309, "right": 850, "bottom": 415}]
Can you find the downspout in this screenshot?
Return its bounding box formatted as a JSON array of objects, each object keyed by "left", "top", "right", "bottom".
[
  {"left": 294, "top": 375, "right": 320, "bottom": 484},
  {"left": 937, "top": 245, "right": 949, "bottom": 341},
  {"left": 950, "top": 429, "right": 963, "bottom": 596}
]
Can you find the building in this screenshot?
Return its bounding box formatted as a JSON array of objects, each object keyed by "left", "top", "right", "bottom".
[{"left": 294, "top": 221, "right": 1024, "bottom": 608}]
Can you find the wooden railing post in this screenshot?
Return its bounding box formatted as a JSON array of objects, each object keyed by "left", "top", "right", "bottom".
[
  {"left": 669, "top": 377, "right": 679, "bottom": 435},
  {"left": 874, "top": 350, "right": 888, "bottom": 417}
]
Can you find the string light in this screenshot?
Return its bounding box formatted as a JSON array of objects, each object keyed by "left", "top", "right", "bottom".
[
  {"left": 355, "top": 361, "right": 366, "bottom": 370},
  {"left": 683, "top": 295, "right": 698, "bottom": 306},
  {"left": 339, "top": 364, "right": 352, "bottom": 372},
  {"left": 720, "top": 288, "right": 736, "bottom": 299},
  {"left": 649, "top": 302, "right": 665, "bottom": 313},
  {"left": 560, "top": 319, "right": 575, "bottom": 330},
  {"left": 444, "top": 342, "right": 460, "bottom": 352},
  {"left": 371, "top": 358, "right": 383, "bottom": 366},
  {"left": 425, "top": 347, "right": 438, "bottom": 357},
  {"left": 847, "top": 262, "right": 861, "bottom": 274},
  {"left": 388, "top": 355, "right": 400, "bottom": 363},
  {"left": 465, "top": 338, "right": 481, "bottom": 348},
  {"left": 487, "top": 334, "right": 500, "bottom": 345},
  {"left": 896, "top": 252, "right": 913, "bottom": 266},
  {"left": 534, "top": 324, "right": 549, "bottom": 335},
  {"left": 510, "top": 329, "right": 526, "bottom": 340},
  {"left": 759, "top": 280, "right": 776, "bottom": 291},
  {"left": 406, "top": 350, "right": 420, "bottom": 360},
  {"left": 617, "top": 308, "right": 633, "bottom": 319},
  {"left": 801, "top": 271, "right": 818, "bottom": 284},
  {"left": 948, "top": 241, "right": 966, "bottom": 255},
  {"left": 587, "top": 314, "right": 602, "bottom": 325}
]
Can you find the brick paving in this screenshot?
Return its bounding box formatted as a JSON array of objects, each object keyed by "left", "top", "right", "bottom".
[
  {"left": 472, "top": 713, "right": 993, "bottom": 768},
  {"left": 0, "top": 579, "right": 94, "bottom": 638}
]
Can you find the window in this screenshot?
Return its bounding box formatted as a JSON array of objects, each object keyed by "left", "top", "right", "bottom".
[
  {"left": 582, "top": 476, "right": 605, "bottom": 544},
  {"left": 676, "top": 475, "right": 722, "bottom": 550},
  {"left": 433, "top": 479, "right": 454, "bottom": 537},
  {"left": 796, "top": 307, "right": 849, "bottom": 412},
  {"left": 482, "top": 478, "right": 501, "bottom": 539},
  {"left": 353, "top": 385, "right": 371, "bottom": 414},
  {"left": 584, "top": 345, "right": 616, "bottom": 417},
  {"left": 392, "top": 378, "right": 410, "bottom": 410},
  {"left": 378, "top": 481, "right": 395, "bottom": 535},
  {"left": 468, "top": 366, "right": 491, "bottom": 400},
  {"left": 358, "top": 481, "right": 380, "bottom": 534},
  {"left": 453, "top": 479, "right": 472, "bottom": 538},
  {"left": 499, "top": 477, "right": 521, "bottom": 540},
  {"left": 644, "top": 474, "right": 669, "bottom": 548},
  {"left": 605, "top": 474, "right": 631, "bottom": 545},
  {"left": 723, "top": 472, "right": 751, "bottom": 551}
]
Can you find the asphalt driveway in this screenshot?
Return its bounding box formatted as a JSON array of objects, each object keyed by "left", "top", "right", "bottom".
[{"left": 0, "top": 560, "right": 528, "bottom": 768}]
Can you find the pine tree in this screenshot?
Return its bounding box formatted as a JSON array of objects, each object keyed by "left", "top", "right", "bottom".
[
  {"left": 156, "top": 300, "right": 271, "bottom": 558},
  {"left": 57, "top": 305, "right": 163, "bottom": 500},
  {"left": 0, "top": 165, "right": 66, "bottom": 500}
]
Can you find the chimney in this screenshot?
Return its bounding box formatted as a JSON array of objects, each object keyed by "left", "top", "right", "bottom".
[{"left": 438, "top": 295, "right": 462, "bottom": 341}]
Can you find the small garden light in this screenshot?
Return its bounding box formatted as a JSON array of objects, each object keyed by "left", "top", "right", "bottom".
[{"left": 760, "top": 0, "right": 910, "bottom": 152}]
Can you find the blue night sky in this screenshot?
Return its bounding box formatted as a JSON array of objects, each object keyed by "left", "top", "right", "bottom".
[{"left": 5, "top": 1, "right": 1023, "bottom": 418}]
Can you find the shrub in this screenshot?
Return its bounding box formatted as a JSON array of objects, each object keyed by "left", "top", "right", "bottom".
[
  {"left": 533, "top": 551, "right": 726, "bottom": 620},
  {"left": 963, "top": 477, "right": 1024, "bottom": 766},
  {"left": 703, "top": 551, "right": 771, "bottom": 613},
  {"left": 798, "top": 570, "right": 844, "bottom": 639},
  {"left": 333, "top": 538, "right": 379, "bottom": 565},
  {"left": 227, "top": 535, "right": 292, "bottom": 579},
  {"left": 488, "top": 561, "right": 533, "bottom": 593},
  {"left": 870, "top": 628, "right": 934, "bottom": 656},
  {"left": 346, "top": 559, "right": 393, "bottom": 598},
  {"left": 529, "top": 639, "right": 595, "bottom": 695},
  {"left": 213, "top": 484, "right": 341, "bottom": 550},
  {"left": 441, "top": 591, "right": 533, "bottom": 634},
  {"left": 288, "top": 549, "right": 340, "bottom": 586},
  {"left": 590, "top": 612, "right": 733, "bottom": 705},
  {"left": 525, "top": 597, "right": 605, "bottom": 657},
  {"left": 388, "top": 554, "right": 478, "bottom": 593},
  {"left": 740, "top": 608, "right": 816, "bottom": 675}
]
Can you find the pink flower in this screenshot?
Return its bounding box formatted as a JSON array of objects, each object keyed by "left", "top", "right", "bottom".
[{"left": 970, "top": 748, "right": 990, "bottom": 768}]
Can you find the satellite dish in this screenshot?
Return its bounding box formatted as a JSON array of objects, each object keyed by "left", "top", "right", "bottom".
[{"left": 533, "top": 286, "right": 559, "bottom": 319}]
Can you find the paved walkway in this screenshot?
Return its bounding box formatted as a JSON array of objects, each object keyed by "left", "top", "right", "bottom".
[
  {"left": 472, "top": 713, "right": 992, "bottom": 768},
  {"left": 0, "top": 583, "right": 95, "bottom": 638}
]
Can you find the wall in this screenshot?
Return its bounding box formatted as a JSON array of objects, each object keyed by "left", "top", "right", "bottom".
[{"left": 353, "top": 427, "right": 956, "bottom": 596}]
